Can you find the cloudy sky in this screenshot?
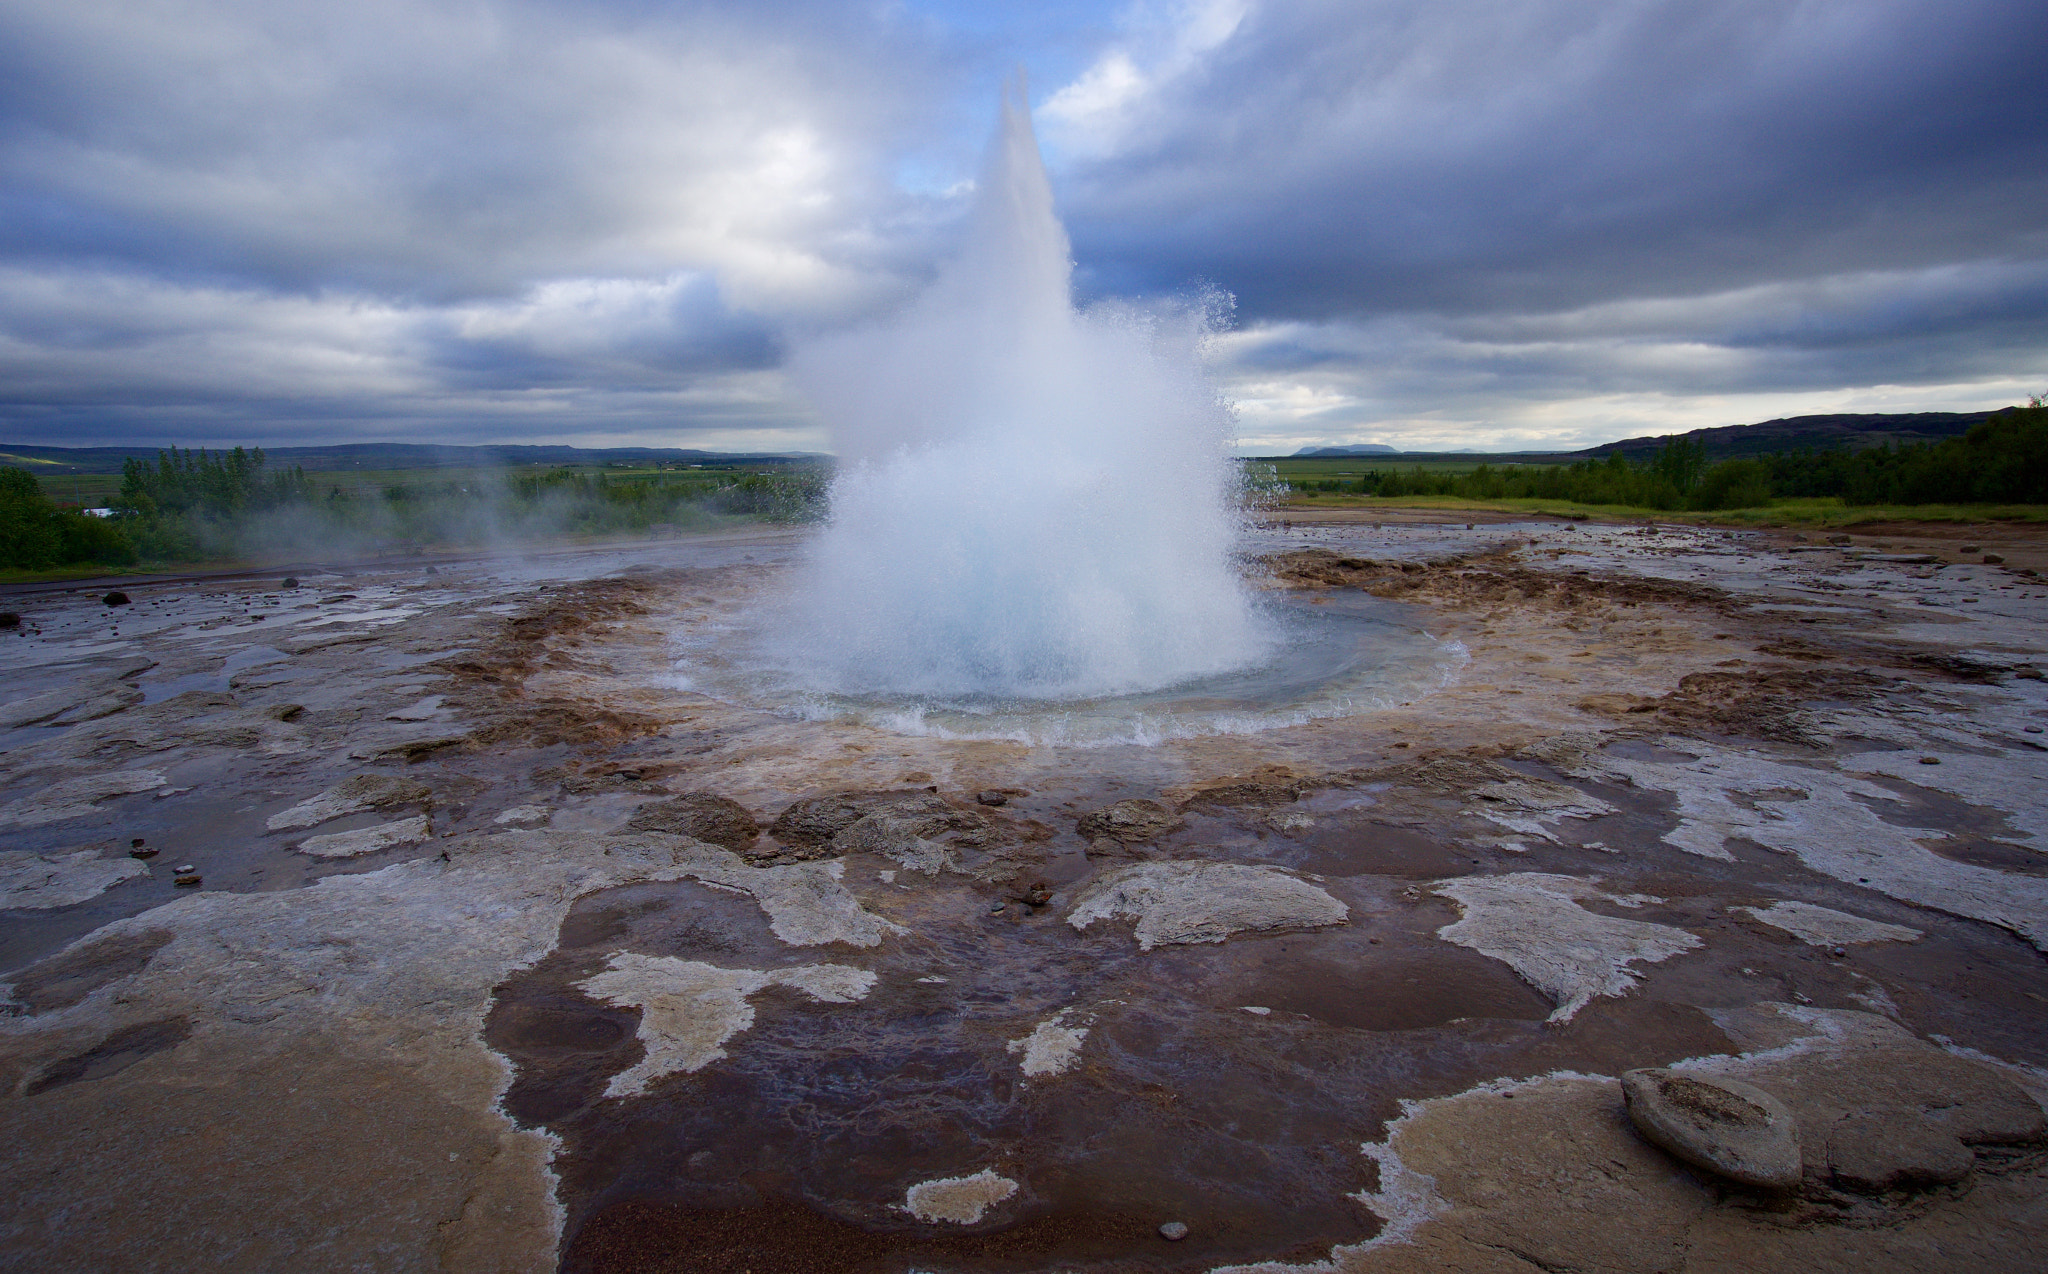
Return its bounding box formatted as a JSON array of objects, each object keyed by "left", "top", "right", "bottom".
[{"left": 3, "top": 0, "right": 2044, "bottom": 454}]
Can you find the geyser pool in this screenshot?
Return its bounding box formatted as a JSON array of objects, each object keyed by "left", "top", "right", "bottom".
[
  {"left": 670, "top": 586, "right": 1466, "bottom": 747},
  {"left": 760, "top": 82, "right": 1273, "bottom": 703}
]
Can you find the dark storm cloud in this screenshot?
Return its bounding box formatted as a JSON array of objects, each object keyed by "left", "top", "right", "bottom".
[
  {"left": 0, "top": 0, "right": 967, "bottom": 447},
  {"left": 1051, "top": 0, "right": 2048, "bottom": 319},
  {"left": 2, "top": 0, "right": 2044, "bottom": 451}
]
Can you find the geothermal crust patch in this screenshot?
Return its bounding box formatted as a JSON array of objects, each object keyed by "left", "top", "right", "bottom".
[{"left": 3, "top": 518, "right": 2048, "bottom": 1272}]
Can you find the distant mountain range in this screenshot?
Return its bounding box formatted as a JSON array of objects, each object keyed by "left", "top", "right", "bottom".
[
  {"left": 1270, "top": 409, "right": 2000, "bottom": 462},
  {"left": 2, "top": 409, "right": 2008, "bottom": 476},
  {"left": 0, "top": 441, "right": 826, "bottom": 475},
  {"left": 1577, "top": 411, "right": 1995, "bottom": 460},
  {"left": 1292, "top": 443, "right": 1399, "bottom": 457}
]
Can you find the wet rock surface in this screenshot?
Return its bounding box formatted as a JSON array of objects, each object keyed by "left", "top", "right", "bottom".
[
  {"left": 624, "top": 792, "right": 762, "bottom": 854},
  {"left": 4, "top": 518, "right": 2048, "bottom": 1271}
]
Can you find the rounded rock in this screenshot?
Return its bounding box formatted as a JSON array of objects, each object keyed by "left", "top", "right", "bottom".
[
  {"left": 102, "top": 591, "right": 130, "bottom": 607},
  {"left": 1158, "top": 1221, "right": 1189, "bottom": 1241},
  {"left": 1622, "top": 1068, "right": 1802, "bottom": 1190}
]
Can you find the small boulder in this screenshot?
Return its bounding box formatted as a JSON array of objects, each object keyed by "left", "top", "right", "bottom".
[
  {"left": 0, "top": 612, "right": 19, "bottom": 630},
  {"left": 1622, "top": 1068, "right": 1802, "bottom": 1190},
  {"left": 1076, "top": 798, "right": 1182, "bottom": 845},
  {"left": 281, "top": 577, "right": 300, "bottom": 589},
  {"left": 626, "top": 792, "right": 761, "bottom": 854},
  {"left": 102, "top": 591, "right": 130, "bottom": 607}
]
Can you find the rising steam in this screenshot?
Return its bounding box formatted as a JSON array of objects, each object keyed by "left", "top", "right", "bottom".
[{"left": 766, "top": 81, "right": 1274, "bottom": 700}]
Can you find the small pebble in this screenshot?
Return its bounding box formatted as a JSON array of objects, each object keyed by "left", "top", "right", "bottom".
[
  {"left": 129, "top": 846, "right": 157, "bottom": 860},
  {"left": 174, "top": 874, "right": 202, "bottom": 888},
  {"left": 1831, "top": 947, "right": 1847, "bottom": 958},
  {"left": 1919, "top": 755, "right": 1941, "bottom": 765},
  {"left": 175, "top": 864, "right": 195, "bottom": 873},
  {"left": 2026, "top": 726, "right": 2044, "bottom": 734},
  {"left": 1158, "top": 1221, "right": 1189, "bottom": 1241}
]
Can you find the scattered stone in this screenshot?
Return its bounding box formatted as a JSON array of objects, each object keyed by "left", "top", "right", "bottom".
[
  {"left": 901, "top": 1170, "right": 1017, "bottom": 1225},
  {"left": 625, "top": 792, "right": 761, "bottom": 854},
  {"left": 1020, "top": 881, "right": 1052, "bottom": 907},
  {"left": 1158, "top": 1221, "right": 1189, "bottom": 1241},
  {"left": 281, "top": 577, "right": 299, "bottom": 589},
  {"left": 1068, "top": 860, "right": 1348, "bottom": 950},
  {"left": 1433, "top": 873, "right": 1702, "bottom": 1022},
  {"left": 1622, "top": 1068, "right": 1802, "bottom": 1189},
  {"left": 1732, "top": 901, "right": 1921, "bottom": 947},
  {"left": 129, "top": 843, "right": 156, "bottom": 859},
  {"left": 173, "top": 874, "right": 202, "bottom": 888},
  {"left": 295, "top": 815, "right": 432, "bottom": 859},
  {"left": 268, "top": 774, "right": 433, "bottom": 830},
  {"left": 0, "top": 612, "right": 18, "bottom": 629},
  {"left": 1075, "top": 798, "right": 1182, "bottom": 845},
  {"left": 1918, "top": 755, "right": 1941, "bottom": 765},
  {"left": 1983, "top": 552, "right": 2005, "bottom": 564},
  {"left": 102, "top": 591, "right": 130, "bottom": 607}
]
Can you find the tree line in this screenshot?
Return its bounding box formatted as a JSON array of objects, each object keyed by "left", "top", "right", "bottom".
[
  {"left": 2, "top": 447, "right": 827, "bottom": 570},
  {"left": 1287, "top": 404, "right": 2048, "bottom": 511}
]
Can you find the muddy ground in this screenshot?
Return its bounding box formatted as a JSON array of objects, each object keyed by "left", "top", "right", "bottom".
[{"left": 2, "top": 515, "right": 2046, "bottom": 1273}]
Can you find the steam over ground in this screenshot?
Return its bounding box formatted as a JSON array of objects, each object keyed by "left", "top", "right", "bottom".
[{"left": 767, "top": 86, "right": 1271, "bottom": 700}]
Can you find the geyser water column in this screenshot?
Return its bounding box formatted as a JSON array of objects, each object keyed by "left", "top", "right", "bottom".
[{"left": 772, "top": 84, "right": 1274, "bottom": 702}]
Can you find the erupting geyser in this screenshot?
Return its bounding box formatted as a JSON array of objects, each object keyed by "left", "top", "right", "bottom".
[{"left": 772, "top": 83, "right": 1274, "bottom": 701}]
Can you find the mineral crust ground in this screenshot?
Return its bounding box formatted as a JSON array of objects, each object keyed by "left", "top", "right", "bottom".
[{"left": 4, "top": 515, "right": 2047, "bottom": 1272}]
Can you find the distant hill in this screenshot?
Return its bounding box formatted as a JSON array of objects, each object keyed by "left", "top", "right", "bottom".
[
  {"left": 1579, "top": 411, "right": 1994, "bottom": 460},
  {"left": 1292, "top": 443, "right": 1398, "bottom": 456},
  {"left": 0, "top": 441, "right": 827, "bottom": 475}
]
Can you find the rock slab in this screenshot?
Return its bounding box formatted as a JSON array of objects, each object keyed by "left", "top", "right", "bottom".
[{"left": 1622, "top": 1067, "right": 1802, "bottom": 1189}]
